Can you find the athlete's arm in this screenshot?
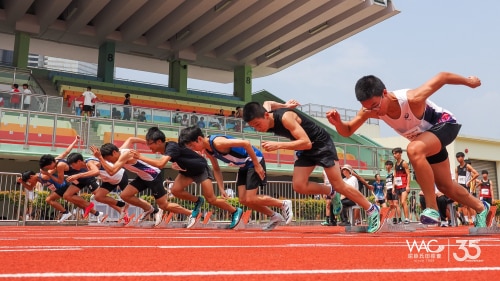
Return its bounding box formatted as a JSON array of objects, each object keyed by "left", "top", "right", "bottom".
[
  {"left": 56, "top": 135, "right": 81, "bottom": 160},
  {"left": 214, "top": 137, "right": 265, "bottom": 180},
  {"left": 403, "top": 161, "right": 411, "bottom": 191},
  {"left": 326, "top": 108, "right": 375, "bottom": 137},
  {"left": 407, "top": 72, "right": 481, "bottom": 118},
  {"left": 206, "top": 154, "right": 227, "bottom": 198},
  {"left": 136, "top": 153, "right": 171, "bottom": 169},
  {"left": 261, "top": 111, "right": 312, "bottom": 152},
  {"left": 121, "top": 137, "right": 146, "bottom": 149},
  {"left": 66, "top": 160, "right": 100, "bottom": 182},
  {"left": 262, "top": 100, "right": 300, "bottom": 111}
]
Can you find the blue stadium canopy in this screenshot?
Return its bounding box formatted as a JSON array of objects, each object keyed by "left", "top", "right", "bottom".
[{"left": 0, "top": 0, "right": 398, "bottom": 83}]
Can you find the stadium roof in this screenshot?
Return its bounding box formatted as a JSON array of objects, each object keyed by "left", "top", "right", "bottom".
[{"left": 0, "top": 0, "right": 399, "bottom": 83}]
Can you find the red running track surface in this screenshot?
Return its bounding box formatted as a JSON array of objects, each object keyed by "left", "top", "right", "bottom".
[{"left": 0, "top": 225, "right": 499, "bottom": 281}]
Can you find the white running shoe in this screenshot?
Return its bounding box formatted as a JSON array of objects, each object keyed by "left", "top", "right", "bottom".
[
  {"left": 262, "top": 213, "right": 284, "bottom": 231},
  {"left": 137, "top": 207, "right": 154, "bottom": 222},
  {"left": 97, "top": 212, "right": 107, "bottom": 224},
  {"left": 57, "top": 212, "right": 73, "bottom": 223},
  {"left": 154, "top": 209, "right": 164, "bottom": 226},
  {"left": 281, "top": 200, "right": 293, "bottom": 225},
  {"left": 186, "top": 215, "right": 197, "bottom": 229}
]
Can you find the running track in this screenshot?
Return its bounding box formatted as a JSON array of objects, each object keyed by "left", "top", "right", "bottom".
[{"left": 0, "top": 224, "right": 499, "bottom": 281}]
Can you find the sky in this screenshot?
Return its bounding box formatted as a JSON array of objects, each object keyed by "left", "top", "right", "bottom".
[{"left": 116, "top": 1, "right": 500, "bottom": 140}]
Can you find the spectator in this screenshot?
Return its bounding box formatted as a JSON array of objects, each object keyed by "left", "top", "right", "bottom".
[
  {"left": 22, "top": 84, "right": 32, "bottom": 110},
  {"left": 112, "top": 107, "right": 121, "bottom": 120},
  {"left": 173, "top": 109, "right": 182, "bottom": 123},
  {"left": 81, "top": 86, "right": 96, "bottom": 118},
  {"left": 123, "top": 93, "right": 132, "bottom": 120},
  {"left": 137, "top": 111, "right": 147, "bottom": 122},
  {"left": 235, "top": 106, "right": 243, "bottom": 118},
  {"left": 181, "top": 114, "right": 189, "bottom": 126},
  {"left": 371, "top": 173, "right": 386, "bottom": 208},
  {"left": 339, "top": 164, "right": 359, "bottom": 226},
  {"left": 321, "top": 170, "right": 336, "bottom": 226},
  {"left": 477, "top": 170, "right": 494, "bottom": 206},
  {"left": 197, "top": 116, "right": 206, "bottom": 128},
  {"left": 190, "top": 112, "right": 198, "bottom": 126},
  {"left": 10, "top": 83, "right": 21, "bottom": 109},
  {"left": 133, "top": 108, "right": 140, "bottom": 120}
]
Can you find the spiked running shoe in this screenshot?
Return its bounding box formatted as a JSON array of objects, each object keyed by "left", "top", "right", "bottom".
[
  {"left": 186, "top": 215, "right": 197, "bottom": 229},
  {"left": 262, "top": 213, "right": 284, "bottom": 231},
  {"left": 281, "top": 200, "right": 293, "bottom": 224},
  {"left": 57, "top": 212, "right": 73, "bottom": 223},
  {"left": 474, "top": 200, "right": 490, "bottom": 228},
  {"left": 331, "top": 191, "right": 342, "bottom": 215},
  {"left": 191, "top": 196, "right": 205, "bottom": 218},
  {"left": 367, "top": 205, "right": 381, "bottom": 233},
  {"left": 83, "top": 202, "right": 94, "bottom": 218},
  {"left": 137, "top": 207, "right": 154, "bottom": 222},
  {"left": 229, "top": 207, "right": 243, "bottom": 229},
  {"left": 420, "top": 208, "right": 440, "bottom": 225},
  {"left": 154, "top": 208, "right": 164, "bottom": 227}
]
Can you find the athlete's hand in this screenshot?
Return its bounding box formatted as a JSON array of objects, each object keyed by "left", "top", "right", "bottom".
[
  {"left": 66, "top": 175, "right": 79, "bottom": 182},
  {"left": 261, "top": 141, "right": 279, "bottom": 152},
  {"left": 219, "top": 190, "right": 229, "bottom": 200},
  {"left": 326, "top": 109, "right": 342, "bottom": 126},
  {"left": 89, "top": 145, "right": 101, "bottom": 158},
  {"left": 285, "top": 99, "right": 300, "bottom": 109},
  {"left": 254, "top": 163, "right": 266, "bottom": 180},
  {"left": 466, "top": 76, "right": 481, "bottom": 88},
  {"left": 130, "top": 150, "right": 140, "bottom": 159}
]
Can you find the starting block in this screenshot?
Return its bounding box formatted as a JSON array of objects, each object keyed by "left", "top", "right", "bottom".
[
  {"left": 469, "top": 205, "right": 499, "bottom": 235},
  {"left": 345, "top": 206, "right": 416, "bottom": 233},
  {"left": 155, "top": 212, "right": 187, "bottom": 229},
  {"left": 233, "top": 210, "right": 267, "bottom": 230},
  {"left": 190, "top": 211, "right": 230, "bottom": 229}
]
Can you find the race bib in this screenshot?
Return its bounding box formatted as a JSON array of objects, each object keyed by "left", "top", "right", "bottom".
[
  {"left": 481, "top": 188, "right": 489, "bottom": 195},
  {"left": 457, "top": 175, "right": 466, "bottom": 185},
  {"left": 395, "top": 177, "right": 403, "bottom": 186}
]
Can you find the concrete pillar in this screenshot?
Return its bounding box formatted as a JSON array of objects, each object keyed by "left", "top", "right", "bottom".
[
  {"left": 168, "top": 60, "right": 188, "bottom": 93},
  {"left": 12, "top": 32, "right": 30, "bottom": 69},
  {"left": 97, "top": 41, "right": 115, "bottom": 83},
  {"left": 233, "top": 65, "right": 252, "bottom": 102}
]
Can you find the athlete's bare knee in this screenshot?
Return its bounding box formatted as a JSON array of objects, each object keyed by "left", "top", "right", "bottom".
[{"left": 204, "top": 196, "right": 217, "bottom": 205}]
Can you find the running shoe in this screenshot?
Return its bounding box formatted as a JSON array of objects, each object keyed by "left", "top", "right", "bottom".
[
  {"left": 331, "top": 191, "right": 342, "bottom": 215},
  {"left": 154, "top": 209, "right": 164, "bottom": 227},
  {"left": 186, "top": 214, "right": 197, "bottom": 229},
  {"left": 137, "top": 206, "right": 154, "bottom": 222},
  {"left": 83, "top": 202, "right": 94, "bottom": 218},
  {"left": 404, "top": 218, "right": 410, "bottom": 224},
  {"left": 229, "top": 207, "right": 243, "bottom": 229},
  {"left": 97, "top": 212, "right": 107, "bottom": 224},
  {"left": 281, "top": 200, "right": 293, "bottom": 225},
  {"left": 367, "top": 205, "right": 380, "bottom": 233},
  {"left": 420, "top": 208, "right": 440, "bottom": 225},
  {"left": 262, "top": 213, "right": 284, "bottom": 231},
  {"left": 57, "top": 212, "right": 73, "bottom": 223},
  {"left": 474, "top": 200, "right": 490, "bottom": 228},
  {"left": 191, "top": 196, "right": 204, "bottom": 218},
  {"left": 122, "top": 215, "right": 130, "bottom": 225}
]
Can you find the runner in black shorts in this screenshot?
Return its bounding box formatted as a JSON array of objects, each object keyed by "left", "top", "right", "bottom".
[
  {"left": 132, "top": 127, "right": 243, "bottom": 229},
  {"left": 243, "top": 100, "right": 380, "bottom": 233},
  {"left": 179, "top": 126, "right": 293, "bottom": 231}
]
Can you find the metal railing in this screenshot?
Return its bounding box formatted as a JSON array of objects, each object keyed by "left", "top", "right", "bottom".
[{"left": 298, "top": 103, "right": 379, "bottom": 125}]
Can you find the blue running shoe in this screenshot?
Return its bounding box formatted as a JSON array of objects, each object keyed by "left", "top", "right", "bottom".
[
  {"left": 229, "top": 207, "right": 243, "bottom": 229},
  {"left": 420, "top": 208, "right": 440, "bottom": 225},
  {"left": 474, "top": 200, "right": 490, "bottom": 228},
  {"left": 331, "top": 191, "right": 342, "bottom": 215},
  {"left": 191, "top": 196, "right": 204, "bottom": 218},
  {"left": 367, "top": 205, "right": 380, "bottom": 233}
]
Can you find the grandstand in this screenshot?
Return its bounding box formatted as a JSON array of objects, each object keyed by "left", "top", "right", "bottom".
[{"left": 0, "top": 1, "right": 406, "bottom": 182}]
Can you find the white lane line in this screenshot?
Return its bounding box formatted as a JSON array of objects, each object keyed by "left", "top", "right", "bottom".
[{"left": 1, "top": 267, "right": 500, "bottom": 278}]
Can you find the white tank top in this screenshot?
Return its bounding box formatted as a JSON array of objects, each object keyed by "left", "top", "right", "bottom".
[{"left": 380, "top": 89, "right": 457, "bottom": 140}]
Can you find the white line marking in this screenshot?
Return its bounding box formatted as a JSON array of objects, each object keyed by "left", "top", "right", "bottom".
[{"left": 1, "top": 267, "right": 500, "bottom": 278}]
